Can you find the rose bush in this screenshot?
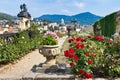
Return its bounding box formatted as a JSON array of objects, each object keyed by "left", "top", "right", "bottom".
[
  {"left": 64, "top": 36, "right": 96, "bottom": 79},
  {"left": 64, "top": 35, "right": 120, "bottom": 78}
]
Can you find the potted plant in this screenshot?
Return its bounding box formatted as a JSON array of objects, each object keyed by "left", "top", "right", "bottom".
[{"left": 39, "top": 31, "right": 60, "bottom": 66}]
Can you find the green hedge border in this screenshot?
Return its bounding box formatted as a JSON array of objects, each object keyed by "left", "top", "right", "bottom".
[{"left": 93, "top": 12, "right": 117, "bottom": 37}]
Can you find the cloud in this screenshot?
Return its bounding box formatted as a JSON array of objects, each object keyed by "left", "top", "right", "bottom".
[
  {"left": 74, "top": 2, "right": 85, "bottom": 9},
  {"left": 61, "top": 9, "right": 71, "bottom": 13}
]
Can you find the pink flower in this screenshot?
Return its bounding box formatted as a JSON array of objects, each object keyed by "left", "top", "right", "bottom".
[{"left": 44, "top": 31, "right": 59, "bottom": 42}]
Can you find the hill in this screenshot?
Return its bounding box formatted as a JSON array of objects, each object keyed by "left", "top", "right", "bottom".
[
  {"left": 34, "top": 12, "right": 102, "bottom": 25},
  {"left": 0, "top": 12, "right": 15, "bottom": 20}
]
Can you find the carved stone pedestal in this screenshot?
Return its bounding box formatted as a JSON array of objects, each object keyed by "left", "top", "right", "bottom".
[{"left": 39, "top": 45, "right": 60, "bottom": 66}]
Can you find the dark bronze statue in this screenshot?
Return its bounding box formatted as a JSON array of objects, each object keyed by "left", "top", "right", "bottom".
[
  {"left": 20, "top": 3, "right": 27, "bottom": 12},
  {"left": 17, "top": 3, "right": 31, "bottom": 18},
  {"left": 67, "top": 26, "right": 72, "bottom": 38},
  {"left": 95, "top": 25, "right": 101, "bottom": 36}
]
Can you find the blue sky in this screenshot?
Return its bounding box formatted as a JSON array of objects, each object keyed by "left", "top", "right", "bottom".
[{"left": 0, "top": 0, "right": 120, "bottom": 18}]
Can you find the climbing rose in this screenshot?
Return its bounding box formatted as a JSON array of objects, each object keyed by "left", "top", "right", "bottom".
[{"left": 87, "top": 60, "right": 92, "bottom": 64}]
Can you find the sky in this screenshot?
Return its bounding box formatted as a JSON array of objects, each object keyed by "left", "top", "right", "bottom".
[{"left": 0, "top": 0, "right": 120, "bottom": 18}]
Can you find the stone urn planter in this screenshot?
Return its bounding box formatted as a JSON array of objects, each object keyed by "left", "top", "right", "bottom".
[{"left": 39, "top": 45, "right": 60, "bottom": 66}]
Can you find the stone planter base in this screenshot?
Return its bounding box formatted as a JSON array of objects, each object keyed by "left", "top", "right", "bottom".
[{"left": 35, "top": 63, "right": 71, "bottom": 74}]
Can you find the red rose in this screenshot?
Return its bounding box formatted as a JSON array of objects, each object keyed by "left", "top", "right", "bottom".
[
  {"left": 73, "top": 55, "right": 79, "bottom": 61},
  {"left": 64, "top": 50, "right": 69, "bottom": 57},
  {"left": 94, "top": 36, "right": 104, "bottom": 41},
  {"left": 75, "top": 42, "right": 80, "bottom": 49},
  {"left": 76, "top": 37, "right": 82, "bottom": 41},
  {"left": 80, "top": 44, "right": 85, "bottom": 49},
  {"left": 87, "top": 60, "right": 92, "bottom": 64},
  {"left": 69, "top": 53, "right": 74, "bottom": 58},
  {"left": 85, "top": 52, "right": 89, "bottom": 56},
  {"left": 69, "top": 48, "right": 74, "bottom": 53},
  {"left": 83, "top": 71, "right": 88, "bottom": 77},
  {"left": 91, "top": 54, "right": 94, "bottom": 58},
  {"left": 70, "top": 62, "right": 74, "bottom": 67},
  {"left": 87, "top": 35, "right": 92, "bottom": 38},
  {"left": 81, "top": 38, "right": 86, "bottom": 42},
  {"left": 68, "top": 38, "right": 74, "bottom": 43},
  {"left": 78, "top": 69, "right": 83, "bottom": 74},
  {"left": 88, "top": 74, "right": 93, "bottom": 78}
]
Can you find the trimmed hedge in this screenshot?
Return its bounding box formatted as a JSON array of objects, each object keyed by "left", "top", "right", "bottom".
[{"left": 93, "top": 12, "right": 117, "bottom": 37}]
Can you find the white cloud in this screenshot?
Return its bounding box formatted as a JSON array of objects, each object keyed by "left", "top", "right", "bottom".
[
  {"left": 74, "top": 2, "right": 85, "bottom": 9},
  {"left": 61, "top": 9, "right": 71, "bottom": 13}
]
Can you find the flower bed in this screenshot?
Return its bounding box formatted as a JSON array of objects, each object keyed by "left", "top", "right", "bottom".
[{"left": 64, "top": 35, "right": 120, "bottom": 79}]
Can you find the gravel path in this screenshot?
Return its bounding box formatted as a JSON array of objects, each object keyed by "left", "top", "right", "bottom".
[
  {"left": 0, "top": 50, "right": 46, "bottom": 78},
  {"left": 0, "top": 36, "right": 67, "bottom": 79}
]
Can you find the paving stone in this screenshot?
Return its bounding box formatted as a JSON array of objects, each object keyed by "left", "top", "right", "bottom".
[
  {"left": 22, "top": 71, "right": 38, "bottom": 80},
  {"left": 34, "top": 73, "right": 74, "bottom": 80},
  {"left": 0, "top": 76, "right": 22, "bottom": 80}
]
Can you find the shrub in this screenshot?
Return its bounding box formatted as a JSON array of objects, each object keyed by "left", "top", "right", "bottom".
[
  {"left": 64, "top": 35, "right": 120, "bottom": 78},
  {"left": 0, "top": 24, "right": 43, "bottom": 63}
]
